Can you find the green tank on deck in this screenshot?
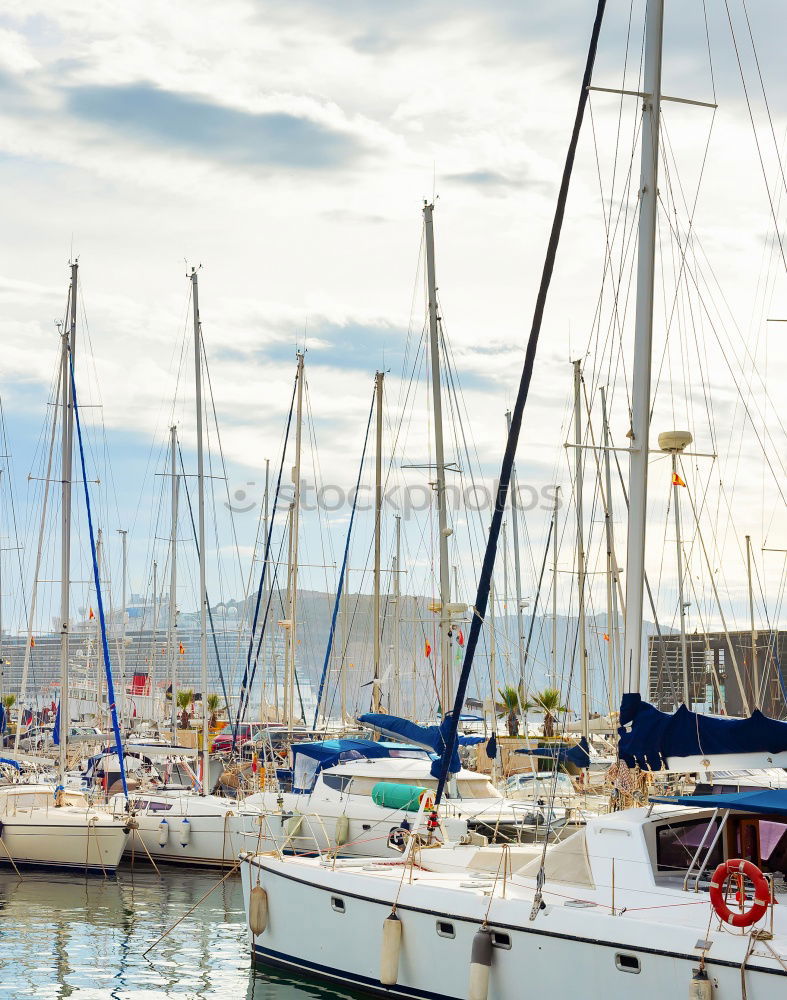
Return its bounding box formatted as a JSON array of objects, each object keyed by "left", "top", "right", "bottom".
[{"left": 371, "top": 782, "right": 432, "bottom": 812}]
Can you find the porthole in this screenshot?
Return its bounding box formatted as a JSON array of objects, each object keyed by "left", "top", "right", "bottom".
[
  {"left": 436, "top": 920, "right": 455, "bottom": 938},
  {"left": 615, "top": 953, "right": 640, "bottom": 974},
  {"left": 331, "top": 897, "right": 345, "bottom": 913}
]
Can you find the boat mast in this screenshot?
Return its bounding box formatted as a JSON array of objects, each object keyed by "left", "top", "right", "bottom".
[
  {"left": 505, "top": 410, "right": 527, "bottom": 694},
  {"left": 551, "top": 485, "right": 560, "bottom": 690},
  {"left": 168, "top": 425, "right": 179, "bottom": 732},
  {"left": 285, "top": 352, "right": 305, "bottom": 732},
  {"left": 260, "top": 458, "right": 270, "bottom": 722},
  {"left": 118, "top": 528, "right": 128, "bottom": 725},
  {"left": 393, "top": 513, "right": 402, "bottom": 717},
  {"left": 59, "top": 261, "right": 78, "bottom": 782},
  {"left": 372, "top": 370, "right": 384, "bottom": 713},
  {"left": 423, "top": 202, "right": 453, "bottom": 711},
  {"left": 746, "top": 534, "right": 759, "bottom": 709},
  {"left": 600, "top": 387, "right": 621, "bottom": 713},
  {"left": 622, "top": 0, "right": 664, "bottom": 694},
  {"left": 190, "top": 267, "right": 209, "bottom": 793},
  {"left": 573, "top": 360, "right": 589, "bottom": 741},
  {"left": 671, "top": 449, "right": 689, "bottom": 705}
]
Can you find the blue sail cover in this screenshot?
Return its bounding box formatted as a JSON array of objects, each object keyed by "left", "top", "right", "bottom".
[
  {"left": 358, "top": 713, "right": 464, "bottom": 778},
  {"left": 518, "top": 736, "right": 591, "bottom": 768},
  {"left": 619, "top": 693, "right": 787, "bottom": 770},
  {"left": 650, "top": 789, "right": 787, "bottom": 817}
]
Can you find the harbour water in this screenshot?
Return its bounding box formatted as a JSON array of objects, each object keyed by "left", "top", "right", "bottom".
[{"left": 0, "top": 868, "right": 355, "bottom": 1000}]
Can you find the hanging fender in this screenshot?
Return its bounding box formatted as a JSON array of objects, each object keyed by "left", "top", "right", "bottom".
[
  {"left": 179, "top": 817, "right": 191, "bottom": 847},
  {"left": 709, "top": 858, "right": 769, "bottom": 928},
  {"left": 248, "top": 885, "right": 268, "bottom": 936},
  {"left": 157, "top": 819, "right": 169, "bottom": 847}
]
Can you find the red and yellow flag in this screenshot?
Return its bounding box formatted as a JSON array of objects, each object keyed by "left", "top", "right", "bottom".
[
  {"left": 672, "top": 472, "right": 686, "bottom": 487},
  {"left": 88, "top": 607, "right": 95, "bottom": 620},
  {"left": 424, "top": 640, "right": 432, "bottom": 658},
  {"left": 179, "top": 642, "right": 185, "bottom": 655}
]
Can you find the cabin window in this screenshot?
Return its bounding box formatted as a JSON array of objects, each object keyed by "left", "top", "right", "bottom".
[
  {"left": 436, "top": 921, "right": 455, "bottom": 938},
  {"left": 322, "top": 774, "right": 353, "bottom": 793},
  {"left": 132, "top": 799, "right": 173, "bottom": 812},
  {"left": 656, "top": 817, "right": 722, "bottom": 874},
  {"left": 491, "top": 931, "right": 511, "bottom": 950},
  {"left": 330, "top": 897, "right": 345, "bottom": 913},
  {"left": 615, "top": 953, "right": 640, "bottom": 974}
]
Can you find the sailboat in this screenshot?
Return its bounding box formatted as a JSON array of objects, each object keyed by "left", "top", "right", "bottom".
[
  {"left": 0, "top": 262, "right": 129, "bottom": 872},
  {"left": 115, "top": 267, "right": 274, "bottom": 867},
  {"left": 239, "top": 1, "right": 787, "bottom": 993}
]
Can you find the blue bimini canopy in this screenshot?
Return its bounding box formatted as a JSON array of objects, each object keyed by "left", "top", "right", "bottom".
[
  {"left": 0, "top": 757, "right": 22, "bottom": 772},
  {"left": 618, "top": 693, "right": 787, "bottom": 770},
  {"left": 291, "top": 738, "right": 401, "bottom": 793},
  {"left": 358, "top": 713, "right": 464, "bottom": 778},
  {"left": 650, "top": 789, "right": 787, "bottom": 817}
]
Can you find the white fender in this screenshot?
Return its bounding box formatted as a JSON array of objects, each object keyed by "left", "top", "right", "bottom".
[
  {"left": 285, "top": 812, "right": 303, "bottom": 838},
  {"left": 689, "top": 970, "right": 712, "bottom": 1000},
  {"left": 335, "top": 814, "right": 350, "bottom": 847},
  {"left": 179, "top": 817, "right": 191, "bottom": 847},
  {"left": 157, "top": 819, "right": 169, "bottom": 847},
  {"left": 379, "top": 912, "right": 402, "bottom": 986},
  {"left": 248, "top": 885, "right": 268, "bottom": 936},
  {"left": 468, "top": 927, "right": 492, "bottom": 1000}
]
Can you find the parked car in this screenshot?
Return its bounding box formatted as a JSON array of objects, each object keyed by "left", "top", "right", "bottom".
[
  {"left": 17, "top": 725, "right": 55, "bottom": 751},
  {"left": 211, "top": 724, "right": 261, "bottom": 754}
]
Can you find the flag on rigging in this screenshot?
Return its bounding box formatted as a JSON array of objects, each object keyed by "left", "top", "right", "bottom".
[
  {"left": 424, "top": 640, "right": 432, "bottom": 658},
  {"left": 88, "top": 607, "right": 95, "bottom": 620},
  {"left": 179, "top": 642, "right": 185, "bottom": 655},
  {"left": 672, "top": 472, "right": 686, "bottom": 487},
  {"left": 457, "top": 629, "right": 465, "bottom": 647}
]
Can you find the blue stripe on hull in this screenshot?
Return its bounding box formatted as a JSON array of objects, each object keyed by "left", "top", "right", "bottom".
[{"left": 252, "top": 942, "right": 461, "bottom": 1000}]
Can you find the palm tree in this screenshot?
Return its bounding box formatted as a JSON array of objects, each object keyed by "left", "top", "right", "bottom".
[
  {"left": 533, "top": 687, "right": 567, "bottom": 739},
  {"left": 206, "top": 693, "right": 221, "bottom": 729},
  {"left": 1, "top": 694, "right": 15, "bottom": 711},
  {"left": 497, "top": 685, "right": 521, "bottom": 737},
  {"left": 176, "top": 689, "right": 193, "bottom": 730}
]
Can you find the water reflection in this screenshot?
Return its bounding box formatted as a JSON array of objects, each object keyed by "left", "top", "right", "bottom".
[{"left": 0, "top": 868, "right": 356, "bottom": 1000}]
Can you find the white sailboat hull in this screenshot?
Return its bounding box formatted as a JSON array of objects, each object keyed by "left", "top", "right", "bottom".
[
  {"left": 240, "top": 852, "right": 786, "bottom": 999},
  {"left": 1, "top": 813, "right": 129, "bottom": 871},
  {"left": 115, "top": 792, "right": 266, "bottom": 866}
]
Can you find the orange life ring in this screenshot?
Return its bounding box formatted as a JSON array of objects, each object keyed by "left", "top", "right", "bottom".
[{"left": 709, "top": 858, "right": 770, "bottom": 928}]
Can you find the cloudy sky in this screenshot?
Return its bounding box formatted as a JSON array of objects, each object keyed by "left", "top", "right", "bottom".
[{"left": 1, "top": 1, "right": 786, "bottom": 708}]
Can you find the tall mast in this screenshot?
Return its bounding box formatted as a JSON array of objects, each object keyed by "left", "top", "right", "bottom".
[
  {"left": 118, "top": 528, "right": 128, "bottom": 725},
  {"left": 59, "top": 261, "right": 78, "bottom": 782},
  {"left": 96, "top": 529, "right": 104, "bottom": 729},
  {"left": 746, "top": 535, "right": 759, "bottom": 709},
  {"left": 340, "top": 565, "right": 349, "bottom": 725},
  {"left": 622, "top": 0, "right": 664, "bottom": 694},
  {"left": 573, "top": 360, "right": 589, "bottom": 741},
  {"left": 372, "top": 371, "right": 384, "bottom": 713},
  {"left": 672, "top": 452, "right": 689, "bottom": 705},
  {"left": 190, "top": 267, "right": 209, "bottom": 793},
  {"left": 168, "top": 425, "right": 179, "bottom": 731},
  {"left": 393, "top": 514, "right": 402, "bottom": 717},
  {"left": 260, "top": 458, "right": 270, "bottom": 722},
  {"left": 600, "top": 388, "right": 620, "bottom": 713},
  {"left": 505, "top": 410, "right": 527, "bottom": 693},
  {"left": 285, "top": 352, "right": 305, "bottom": 731},
  {"left": 423, "top": 202, "right": 453, "bottom": 711},
  {"left": 488, "top": 574, "right": 497, "bottom": 779},
  {"left": 551, "top": 486, "right": 560, "bottom": 691},
  {"left": 151, "top": 559, "right": 158, "bottom": 687}
]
